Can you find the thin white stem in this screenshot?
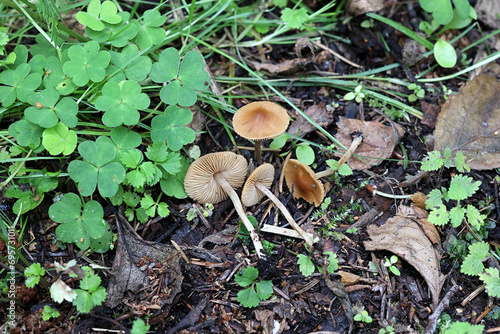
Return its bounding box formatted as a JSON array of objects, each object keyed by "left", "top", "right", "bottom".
[
  {"left": 214, "top": 173, "right": 266, "bottom": 260},
  {"left": 316, "top": 135, "right": 363, "bottom": 179},
  {"left": 372, "top": 189, "right": 412, "bottom": 199},
  {"left": 256, "top": 182, "right": 314, "bottom": 249}
]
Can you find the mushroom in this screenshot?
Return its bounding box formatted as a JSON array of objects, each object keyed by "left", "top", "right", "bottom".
[
  {"left": 241, "top": 163, "right": 314, "bottom": 249},
  {"left": 184, "top": 152, "right": 266, "bottom": 260},
  {"left": 284, "top": 159, "right": 325, "bottom": 207},
  {"left": 233, "top": 101, "right": 290, "bottom": 164}
]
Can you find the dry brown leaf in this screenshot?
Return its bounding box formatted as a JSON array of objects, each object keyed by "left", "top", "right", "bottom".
[
  {"left": 339, "top": 270, "right": 361, "bottom": 286},
  {"left": 475, "top": 0, "right": 500, "bottom": 29},
  {"left": 288, "top": 104, "right": 334, "bottom": 137},
  {"left": 335, "top": 117, "right": 405, "bottom": 170},
  {"left": 364, "top": 210, "right": 446, "bottom": 306},
  {"left": 397, "top": 205, "right": 441, "bottom": 245},
  {"left": 434, "top": 75, "right": 500, "bottom": 170},
  {"left": 345, "top": 0, "right": 384, "bottom": 16}
]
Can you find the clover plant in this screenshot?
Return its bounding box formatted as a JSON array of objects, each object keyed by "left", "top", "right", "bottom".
[
  {"left": 2, "top": 0, "right": 210, "bottom": 251},
  {"left": 235, "top": 266, "right": 273, "bottom": 308}
]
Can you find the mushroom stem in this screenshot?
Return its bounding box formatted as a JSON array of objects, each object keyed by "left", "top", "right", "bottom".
[
  {"left": 214, "top": 173, "right": 266, "bottom": 260},
  {"left": 316, "top": 134, "right": 363, "bottom": 179},
  {"left": 254, "top": 139, "right": 262, "bottom": 165},
  {"left": 255, "top": 182, "right": 314, "bottom": 249},
  {"left": 366, "top": 184, "right": 412, "bottom": 199}
]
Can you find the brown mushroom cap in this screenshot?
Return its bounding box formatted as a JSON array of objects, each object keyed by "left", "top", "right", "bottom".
[
  {"left": 233, "top": 101, "right": 290, "bottom": 140},
  {"left": 284, "top": 159, "right": 325, "bottom": 207},
  {"left": 184, "top": 152, "right": 248, "bottom": 204},
  {"left": 241, "top": 163, "right": 275, "bottom": 207}
]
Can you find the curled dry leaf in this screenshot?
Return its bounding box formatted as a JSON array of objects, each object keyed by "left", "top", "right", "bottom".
[
  {"left": 364, "top": 206, "right": 445, "bottom": 306},
  {"left": 434, "top": 75, "right": 500, "bottom": 170},
  {"left": 335, "top": 117, "right": 405, "bottom": 170}
]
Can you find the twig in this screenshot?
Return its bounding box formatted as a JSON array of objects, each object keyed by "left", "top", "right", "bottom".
[
  {"left": 312, "top": 40, "right": 362, "bottom": 68},
  {"left": 424, "top": 285, "right": 459, "bottom": 334}
]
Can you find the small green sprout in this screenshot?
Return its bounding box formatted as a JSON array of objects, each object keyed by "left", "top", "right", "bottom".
[
  {"left": 24, "top": 263, "right": 46, "bottom": 288},
  {"left": 344, "top": 85, "right": 366, "bottom": 103},
  {"left": 131, "top": 318, "right": 150, "bottom": 334},
  {"left": 235, "top": 267, "right": 273, "bottom": 308},
  {"left": 383, "top": 255, "right": 401, "bottom": 276},
  {"left": 73, "top": 267, "right": 107, "bottom": 313},
  {"left": 42, "top": 305, "right": 60, "bottom": 321},
  {"left": 297, "top": 251, "right": 338, "bottom": 277},
  {"left": 408, "top": 83, "right": 425, "bottom": 102},
  {"left": 353, "top": 310, "right": 373, "bottom": 323}
]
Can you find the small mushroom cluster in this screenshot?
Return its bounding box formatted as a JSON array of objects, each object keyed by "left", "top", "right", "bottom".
[{"left": 183, "top": 102, "right": 363, "bottom": 260}]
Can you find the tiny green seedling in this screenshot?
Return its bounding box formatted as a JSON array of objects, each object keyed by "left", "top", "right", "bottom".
[
  {"left": 441, "top": 321, "right": 484, "bottom": 334},
  {"left": 281, "top": 8, "right": 309, "bottom": 30},
  {"left": 297, "top": 251, "right": 338, "bottom": 277},
  {"left": 42, "top": 305, "right": 60, "bottom": 321},
  {"left": 383, "top": 255, "right": 401, "bottom": 276},
  {"left": 379, "top": 325, "right": 395, "bottom": 334},
  {"left": 131, "top": 318, "right": 150, "bottom": 334},
  {"left": 344, "top": 84, "right": 366, "bottom": 103},
  {"left": 73, "top": 266, "right": 107, "bottom": 313},
  {"left": 353, "top": 310, "right": 373, "bottom": 323},
  {"left": 24, "top": 263, "right": 46, "bottom": 288},
  {"left": 235, "top": 267, "right": 273, "bottom": 308},
  {"left": 408, "top": 83, "right": 425, "bottom": 102}
]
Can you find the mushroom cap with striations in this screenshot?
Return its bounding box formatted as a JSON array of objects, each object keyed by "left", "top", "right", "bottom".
[
  {"left": 284, "top": 159, "right": 325, "bottom": 207},
  {"left": 184, "top": 152, "right": 248, "bottom": 204},
  {"left": 233, "top": 101, "right": 290, "bottom": 140},
  {"left": 241, "top": 163, "right": 275, "bottom": 207}
]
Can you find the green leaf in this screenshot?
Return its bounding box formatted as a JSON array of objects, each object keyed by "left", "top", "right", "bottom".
[
  {"left": 454, "top": 151, "right": 470, "bottom": 173},
  {"left": 449, "top": 206, "right": 465, "bottom": 228},
  {"left": 43, "top": 57, "right": 76, "bottom": 95},
  {"left": 281, "top": 8, "right": 309, "bottom": 29},
  {"left": 150, "top": 48, "right": 209, "bottom": 107},
  {"left": 76, "top": 0, "right": 122, "bottom": 31},
  {"left": 461, "top": 241, "right": 490, "bottom": 276},
  {"left": 421, "top": 150, "right": 443, "bottom": 171},
  {"left": 109, "top": 44, "right": 152, "bottom": 82},
  {"left": 324, "top": 251, "right": 339, "bottom": 273},
  {"left": 425, "top": 189, "right": 444, "bottom": 210},
  {"left": 110, "top": 126, "right": 142, "bottom": 148},
  {"left": 235, "top": 267, "right": 258, "bottom": 287},
  {"left": 448, "top": 174, "right": 480, "bottom": 201},
  {"left": 157, "top": 202, "right": 170, "bottom": 217},
  {"left": 89, "top": 223, "right": 113, "bottom": 253},
  {"left": 135, "top": 9, "right": 166, "bottom": 50},
  {"left": 131, "top": 318, "right": 150, "bottom": 334},
  {"left": 0, "top": 63, "right": 42, "bottom": 107},
  {"left": 297, "top": 254, "right": 315, "bottom": 277},
  {"left": 42, "top": 123, "right": 78, "bottom": 155},
  {"left": 442, "top": 321, "right": 484, "bottom": 334},
  {"left": 296, "top": 143, "right": 315, "bottom": 165},
  {"left": 420, "top": 0, "right": 453, "bottom": 25},
  {"left": 140, "top": 162, "right": 162, "bottom": 186},
  {"left": 95, "top": 80, "right": 150, "bottom": 127},
  {"left": 9, "top": 119, "right": 43, "bottom": 149},
  {"left": 325, "top": 159, "right": 353, "bottom": 176},
  {"left": 255, "top": 280, "right": 273, "bottom": 300},
  {"left": 42, "top": 306, "right": 60, "bottom": 321},
  {"left": 270, "top": 133, "right": 289, "bottom": 149},
  {"left": 453, "top": 0, "right": 472, "bottom": 19},
  {"left": 237, "top": 286, "right": 260, "bottom": 308},
  {"left": 151, "top": 105, "right": 195, "bottom": 150},
  {"left": 479, "top": 268, "right": 500, "bottom": 298},
  {"left": 466, "top": 205, "right": 485, "bottom": 230},
  {"left": 428, "top": 204, "right": 449, "bottom": 226},
  {"left": 25, "top": 263, "right": 45, "bottom": 288},
  {"left": 49, "top": 193, "right": 105, "bottom": 250},
  {"left": 62, "top": 41, "right": 111, "bottom": 86},
  {"left": 434, "top": 39, "right": 457, "bottom": 68}
]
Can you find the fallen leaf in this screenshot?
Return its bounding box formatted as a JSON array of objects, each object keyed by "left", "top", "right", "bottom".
[
  {"left": 339, "top": 270, "right": 361, "bottom": 286},
  {"left": 420, "top": 101, "right": 441, "bottom": 129},
  {"left": 434, "top": 75, "right": 500, "bottom": 170},
  {"left": 247, "top": 58, "right": 311, "bottom": 75},
  {"left": 475, "top": 0, "right": 500, "bottom": 29},
  {"left": 106, "top": 217, "right": 182, "bottom": 309},
  {"left": 345, "top": 0, "right": 384, "bottom": 16},
  {"left": 364, "top": 209, "right": 446, "bottom": 306},
  {"left": 335, "top": 117, "right": 405, "bottom": 170},
  {"left": 288, "top": 104, "right": 334, "bottom": 137},
  {"left": 397, "top": 205, "right": 441, "bottom": 245}
]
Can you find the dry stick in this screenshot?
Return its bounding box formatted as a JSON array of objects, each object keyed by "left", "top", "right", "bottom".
[
  {"left": 316, "top": 134, "right": 363, "bottom": 179},
  {"left": 424, "top": 285, "right": 460, "bottom": 334},
  {"left": 214, "top": 173, "right": 266, "bottom": 260}
]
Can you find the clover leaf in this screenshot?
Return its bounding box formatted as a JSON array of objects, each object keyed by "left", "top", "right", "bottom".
[
  {"left": 42, "top": 123, "right": 77, "bottom": 156},
  {"left": 49, "top": 193, "right": 107, "bottom": 250},
  {"left": 110, "top": 126, "right": 142, "bottom": 163},
  {"left": 95, "top": 80, "right": 150, "bottom": 127},
  {"left": 25, "top": 88, "right": 78, "bottom": 128},
  {"left": 62, "top": 41, "right": 111, "bottom": 86},
  {"left": 135, "top": 9, "right": 166, "bottom": 50},
  {"left": 160, "top": 155, "right": 189, "bottom": 199},
  {"left": 68, "top": 137, "right": 126, "bottom": 197},
  {"left": 76, "top": 0, "right": 122, "bottom": 32},
  {"left": 43, "top": 56, "right": 76, "bottom": 95},
  {"left": 150, "top": 48, "right": 210, "bottom": 107},
  {"left": 9, "top": 119, "right": 43, "bottom": 149},
  {"left": 108, "top": 44, "right": 152, "bottom": 82},
  {"left": 85, "top": 12, "right": 139, "bottom": 47},
  {"left": 0, "top": 63, "right": 42, "bottom": 107},
  {"left": 151, "top": 105, "right": 195, "bottom": 151}
]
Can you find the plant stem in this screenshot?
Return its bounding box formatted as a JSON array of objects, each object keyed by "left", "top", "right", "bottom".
[
  {"left": 214, "top": 173, "right": 266, "bottom": 260},
  {"left": 255, "top": 139, "right": 262, "bottom": 165},
  {"left": 256, "top": 182, "right": 314, "bottom": 249},
  {"left": 316, "top": 134, "right": 363, "bottom": 179}
]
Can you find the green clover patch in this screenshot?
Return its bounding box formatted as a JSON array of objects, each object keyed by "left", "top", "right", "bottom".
[
  {"left": 94, "top": 80, "right": 150, "bottom": 127},
  {"left": 68, "top": 137, "right": 125, "bottom": 197},
  {"left": 0, "top": 63, "right": 42, "bottom": 107},
  {"left": 108, "top": 44, "right": 152, "bottom": 82},
  {"left": 150, "top": 48, "right": 210, "bottom": 107},
  {"left": 151, "top": 105, "right": 195, "bottom": 151},
  {"left": 135, "top": 9, "right": 166, "bottom": 50},
  {"left": 9, "top": 119, "right": 43, "bottom": 149}
]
